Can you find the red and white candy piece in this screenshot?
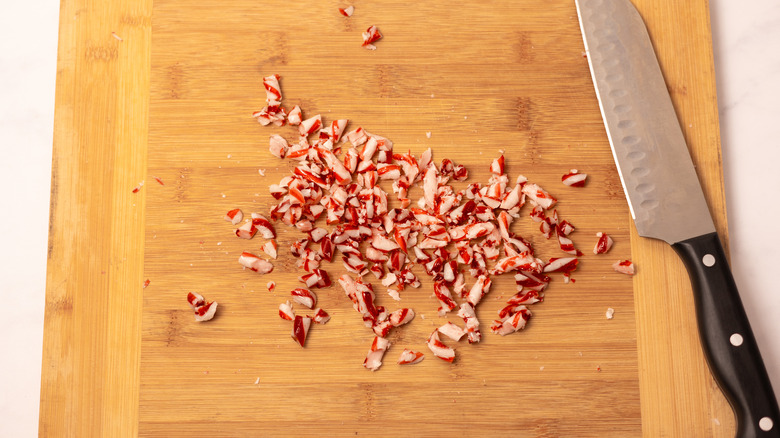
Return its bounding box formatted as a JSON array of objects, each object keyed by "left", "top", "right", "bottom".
[
  {"left": 194, "top": 301, "right": 218, "bottom": 322},
  {"left": 458, "top": 303, "right": 481, "bottom": 344},
  {"left": 327, "top": 119, "right": 349, "bottom": 143},
  {"left": 542, "top": 257, "right": 579, "bottom": 274},
  {"left": 287, "top": 105, "right": 302, "bottom": 125},
  {"left": 267, "top": 281, "right": 276, "bottom": 292},
  {"left": 522, "top": 183, "right": 557, "bottom": 210},
  {"left": 279, "top": 300, "right": 295, "bottom": 321},
  {"left": 388, "top": 308, "right": 415, "bottom": 327},
  {"left": 561, "top": 169, "right": 587, "bottom": 187},
  {"left": 269, "top": 134, "right": 289, "bottom": 158},
  {"left": 262, "top": 74, "right": 282, "bottom": 104},
  {"left": 299, "top": 115, "right": 322, "bottom": 137},
  {"left": 363, "top": 336, "right": 391, "bottom": 371},
  {"left": 465, "top": 275, "right": 492, "bottom": 307},
  {"left": 339, "top": 5, "right": 354, "bottom": 17},
  {"left": 613, "top": 260, "right": 635, "bottom": 276},
  {"left": 262, "top": 240, "right": 278, "bottom": 259},
  {"left": 362, "top": 25, "right": 382, "bottom": 50},
  {"left": 397, "top": 349, "right": 425, "bottom": 365},
  {"left": 290, "top": 288, "right": 317, "bottom": 309},
  {"left": 187, "top": 292, "right": 218, "bottom": 322},
  {"left": 490, "top": 155, "right": 505, "bottom": 175},
  {"left": 224, "top": 208, "right": 243, "bottom": 225},
  {"left": 312, "top": 308, "right": 330, "bottom": 324},
  {"left": 238, "top": 251, "right": 274, "bottom": 274},
  {"left": 593, "top": 232, "right": 614, "bottom": 255},
  {"left": 291, "top": 315, "right": 312, "bottom": 347},
  {"left": 187, "top": 292, "right": 206, "bottom": 310},
  {"left": 490, "top": 306, "right": 532, "bottom": 336},
  {"left": 438, "top": 321, "right": 466, "bottom": 342},
  {"left": 426, "top": 329, "right": 455, "bottom": 363},
  {"left": 235, "top": 221, "right": 257, "bottom": 239},
  {"left": 251, "top": 213, "right": 276, "bottom": 239}
]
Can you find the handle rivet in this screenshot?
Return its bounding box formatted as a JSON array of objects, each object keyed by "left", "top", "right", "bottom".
[
  {"left": 729, "top": 333, "right": 743, "bottom": 347},
  {"left": 702, "top": 254, "right": 716, "bottom": 267},
  {"left": 759, "top": 417, "right": 774, "bottom": 431}
]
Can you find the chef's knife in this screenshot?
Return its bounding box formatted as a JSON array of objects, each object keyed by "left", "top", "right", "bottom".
[{"left": 575, "top": 0, "right": 780, "bottom": 436}]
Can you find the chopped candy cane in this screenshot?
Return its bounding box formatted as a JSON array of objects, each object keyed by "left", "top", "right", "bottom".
[
  {"left": 557, "top": 231, "right": 582, "bottom": 256},
  {"left": 499, "top": 183, "right": 522, "bottom": 210},
  {"left": 562, "top": 169, "right": 587, "bottom": 187},
  {"left": 143, "top": 279, "right": 151, "bottom": 289},
  {"left": 433, "top": 281, "right": 457, "bottom": 315},
  {"left": 153, "top": 176, "right": 164, "bottom": 185},
  {"left": 238, "top": 251, "right": 274, "bottom": 274},
  {"left": 397, "top": 349, "right": 425, "bottom": 365},
  {"left": 225, "top": 208, "right": 243, "bottom": 225},
  {"left": 388, "top": 308, "right": 414, "bottom": 327},
  {"left": 438, "top": 322, "right": 466, "bottom": 342},
  {"left": 244, "top": 74, "right": 613, "bottom": 367},
  {"left": 522, "top": 183, "right": 557, "bottom": 210},
  {"left": 465, "top": 275, "right": 492, "bottom": 307},
  {"left": 267, "top": 281, "right": 276, "bottom": 292},
  {"left": 187, "top": 292, "right": 206, "bottom": 310},
  {"left": 327, "top": 119, "right": 349, "bottom": 143},
  {"left": 606, "top": 308, "right": 615, "bottom": 319},
  {"left": 251, "top": 213, "right": 276, "bottom": 239},
  {"left": 262, "top": 240, "right": 278, "bottom": 259},
  {"left": 490, "top": 155, "right": 505, "bottom": 175},
  {"left": 312, "top": 308, "right": 330, "bottom": 324},
  {"left": 279, "top": 300, "right": 295, "bottom": 320},
  {"left": 490, "top": 306, "right": 531, "bottom": 336},
  {"left": 300, "top": 268, "right": 331, "bottom": 288},
  {"left": 269, "top": 134, "right": 289, "bottom": 158},
  {"left": 291, "top": 287, "right": 317, "bottom": 309},
  {"left": 287, "top": 105, "right": 302, "bottom": 125},
  {"left": 299, "top": 115, "right": 322, "bottom": 137},
  {"left": 613, "top": 260, "right": 635, "bottom": 276},
  {"left": 362, "top": 25, "right": 382, "bottom": 48},
  {"left": 593, "top": 232, "right": 614, "bottom": 254},
  {"left": 262, "top": 74, "right": 282, "bottom": 103},
  {"left": 339, "top": 5, "right": 354, "bottom": 17},
  {"left": 291, "top": 315, "right": 312, "bottom": 347},
  {"left": 235, "top": 221, "right": 257, "bottom": 239},
  {"left": 364, "top": 336, "right": 391, "bottom": 371},
  {"left": 346, "top": 127, "right": 369, "bottom": 147},
  {"left": 310, "top": 227, "right": 328, "bottom": 242},
  {"left": 194, "top": 301, "right": 218, "bottom": 322},
  {"left": 543, "top": 257, "right": 579, "bottom": 274},
  {"left": 426, "top": 330, "right": 455, "bottom": 362},
  {"left": 187, "top": 292, "right": 217, "bottom": 322},
  {"left": 458, "top": 303, "right": 481, "bottom": 343}
]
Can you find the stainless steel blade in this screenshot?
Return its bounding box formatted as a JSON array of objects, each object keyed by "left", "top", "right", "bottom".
[{"left": 575, "top": 0, "right": 715, "bottom": 244}]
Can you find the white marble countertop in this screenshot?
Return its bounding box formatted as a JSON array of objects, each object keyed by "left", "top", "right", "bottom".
[{"left": 2, "top": 0, "right": 779, "bottom": 434}]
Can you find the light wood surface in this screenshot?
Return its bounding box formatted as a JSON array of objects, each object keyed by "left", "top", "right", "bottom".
[{"left": 41, "top": 0, "right": 734, "bottom": 436}]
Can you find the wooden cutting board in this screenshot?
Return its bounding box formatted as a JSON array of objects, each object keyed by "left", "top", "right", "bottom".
[{"left": 40, "top": 0, "right": 734, "bottom": 436}]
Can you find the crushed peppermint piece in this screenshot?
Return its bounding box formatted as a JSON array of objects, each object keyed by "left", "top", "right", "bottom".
[
  {"left": 613, "top": 260, "right": 635, "bottom": 276},
  {"left": 362, "top": 25, "right": 382, "bottom": 48},
  {"left": 606, "top": 308, "right": 615, "bottom": 319}
]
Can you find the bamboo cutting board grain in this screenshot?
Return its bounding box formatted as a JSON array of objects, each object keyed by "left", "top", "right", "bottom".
[{"left": 41, "top": 0, "right": 734, "bottom": 436}]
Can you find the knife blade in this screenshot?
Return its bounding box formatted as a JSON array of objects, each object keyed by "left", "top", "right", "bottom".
[{"left": 575, "top": 0, "right": 780, "bottom": 436}]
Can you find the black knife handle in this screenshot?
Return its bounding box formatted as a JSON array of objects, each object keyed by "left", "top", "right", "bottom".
[{"left": 673, "top": 232, "right": 780, "bottom": 437}]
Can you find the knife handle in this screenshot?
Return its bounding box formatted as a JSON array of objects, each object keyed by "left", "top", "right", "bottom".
[{"left": 673, "top": 232, "right": 780, "bottom": 437}]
